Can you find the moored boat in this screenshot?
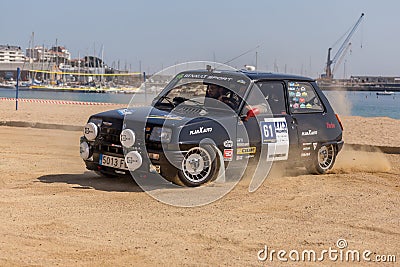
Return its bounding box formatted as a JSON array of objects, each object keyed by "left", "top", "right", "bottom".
[{"left": 376, "top": 90, "right": 394, "bottom": 96}]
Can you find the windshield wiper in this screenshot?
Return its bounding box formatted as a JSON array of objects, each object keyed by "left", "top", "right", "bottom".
[
  {"left": 178, "top": 97, "right": 203, "bottom": 105},
  {"left": 157, "top": 95, "right": 176, "bottom": 107}
]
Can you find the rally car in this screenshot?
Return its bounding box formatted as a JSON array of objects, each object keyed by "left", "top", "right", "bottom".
[{"left": 80, "top": 68, "right": 343, "bottom": 186}]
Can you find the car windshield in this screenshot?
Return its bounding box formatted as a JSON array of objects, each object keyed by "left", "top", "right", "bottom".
[{"left": 152, "top": 71, "right": 251, "bottom": 113}]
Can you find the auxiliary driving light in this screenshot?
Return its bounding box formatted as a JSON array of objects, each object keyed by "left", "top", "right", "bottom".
[
  {"left": 83, "top": 122, "right": 98, "bottom": 141},
  {"left": 120, "top": 129, "right": 136, "bottom": 147},
  {"left": 125, "top": 151, "right": 142, "bottom": 171},
  {"left": 80, "top": 141, "right": 90, "bottom": 160}
]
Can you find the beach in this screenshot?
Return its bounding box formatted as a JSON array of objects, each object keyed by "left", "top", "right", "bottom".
[{"left": 0, "top": 100, "right": 399, "bottom": 266}]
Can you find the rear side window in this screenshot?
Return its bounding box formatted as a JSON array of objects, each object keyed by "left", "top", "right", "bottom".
[{"left": 287, "top": 82, "right": 324, "bottom": 113}]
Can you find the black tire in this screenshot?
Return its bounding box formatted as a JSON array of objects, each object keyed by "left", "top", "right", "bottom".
[
  {"left": 306, "top": 144, "right": 337, "bottom": 174},
  {"left": 176, "top": 144, "right": 220, "bottom": 187}
]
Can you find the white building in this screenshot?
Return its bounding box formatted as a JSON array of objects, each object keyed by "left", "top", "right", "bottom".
[
  {"left": 26, "top": 46, "right": 71, "bottom": 63},
  {"left": 0, "top": 45, "right": 25, "bottom": 63}
]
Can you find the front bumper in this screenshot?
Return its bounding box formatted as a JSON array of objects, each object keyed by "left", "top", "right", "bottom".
[{"left": 81, "top": 136, "right": 185, "bottom": 179}]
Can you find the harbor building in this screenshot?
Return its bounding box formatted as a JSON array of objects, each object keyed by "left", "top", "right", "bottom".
[{"left": 0, "top": 45, "right": 25, "bottom": 63}]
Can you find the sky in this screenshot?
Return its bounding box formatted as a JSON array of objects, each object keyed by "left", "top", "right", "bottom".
[{"left": 1, "top": 0, "right": 399, "bottom": 78}]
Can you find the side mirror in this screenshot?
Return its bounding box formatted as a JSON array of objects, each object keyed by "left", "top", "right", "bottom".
[{"left": 244, "top": 107, "right": 260, "bottom": 121}]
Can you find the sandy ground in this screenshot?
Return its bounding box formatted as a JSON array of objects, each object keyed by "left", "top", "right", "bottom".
[{"left": 0, "top": 101, "right": 399, "bottom": 266}]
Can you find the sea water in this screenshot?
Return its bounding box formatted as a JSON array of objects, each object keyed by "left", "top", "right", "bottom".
[
  {"left": 0, "top": 88, "right": 154, "bottom": 105},
  {"left": 0, "top": 88, "right": 399, "bottom": 119},
  {"left": 324, "top": 91, "right": 400, "bottom": 119}
]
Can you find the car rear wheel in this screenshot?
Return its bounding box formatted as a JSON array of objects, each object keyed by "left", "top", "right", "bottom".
[
  {"left": 176, "top": 145, "right": 220, "bottom": 187},
  {"left": 307, "top": 144, "right": 336, "bottom": 174}
]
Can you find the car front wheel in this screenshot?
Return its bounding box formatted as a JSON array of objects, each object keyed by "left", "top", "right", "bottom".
[{"left": 177, "top": 145, "right": 220, "bottom": 187}]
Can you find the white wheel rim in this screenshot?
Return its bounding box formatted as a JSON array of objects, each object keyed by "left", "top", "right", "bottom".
[
  {"left": 182, "top": 147, "right": 212, "bottom": 184},
  {"left": 317, "top": 144, "right": 335, "bottom": 170}
]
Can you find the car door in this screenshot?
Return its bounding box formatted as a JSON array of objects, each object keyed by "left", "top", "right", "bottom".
[
  {"left": 238, "top": 81, "right": 298, "bottom": 163},
  {"left": 286, "top": 81, "right": 327, "bottom": 159}
]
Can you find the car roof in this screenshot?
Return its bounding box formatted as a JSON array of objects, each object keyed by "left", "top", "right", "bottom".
[
  {"left": 240, "top": 70, "right": 315, "bottom": 82},
  {"left": 178, "top": 69, "right": 314, "bottom": 82}
]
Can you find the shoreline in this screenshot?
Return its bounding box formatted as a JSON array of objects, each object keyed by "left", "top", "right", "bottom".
[{"left": 1, "top": 99, "right": 400, "bottom": 147}]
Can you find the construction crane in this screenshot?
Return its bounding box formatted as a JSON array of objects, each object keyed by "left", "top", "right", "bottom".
[
  {"left": 331, "top": 42, "right": 352, "bottom": 77},
  {"left": 324, "top": 13, "right": 364, "bottom": 79}
]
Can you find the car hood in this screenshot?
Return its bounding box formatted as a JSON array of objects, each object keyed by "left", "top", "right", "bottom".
[{"left": 90, "top": 106, "right": 234, "bottom": 129}]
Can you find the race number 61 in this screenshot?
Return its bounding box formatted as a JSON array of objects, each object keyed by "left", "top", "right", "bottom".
[{"left": 261, "top": 121, "right": 277, "bottom": 143}]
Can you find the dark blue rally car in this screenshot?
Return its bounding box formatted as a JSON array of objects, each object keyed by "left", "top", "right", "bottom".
[{"left": 80, "top": 68, "right": 343, "bottom": 186}]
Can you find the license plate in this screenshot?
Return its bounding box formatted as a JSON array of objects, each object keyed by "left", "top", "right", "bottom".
[{"left": 99, "top": 154, "right": 128, "bottom": 170}]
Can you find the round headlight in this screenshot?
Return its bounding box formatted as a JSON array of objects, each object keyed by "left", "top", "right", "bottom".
[
  {"left": 125, "top": 151, "right": 142, "bottom": 171},
  {"left": 120, "top": 129, "right": 136, "bottom": 147},
  {"left": 80, "top": 141, "right": 90, "bottom": 160},
  {"left": 83, "top": 122, "right": 98, "bottom": 141}
]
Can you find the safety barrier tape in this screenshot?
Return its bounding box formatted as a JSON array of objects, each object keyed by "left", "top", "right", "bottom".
[{"left": 0, "top": 97, "right": 121, "bottom": 106}]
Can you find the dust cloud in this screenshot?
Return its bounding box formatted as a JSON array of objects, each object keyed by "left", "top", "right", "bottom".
[
  {"left": 332, "top": 145, "right": 391, "bottom": 173},
  {"left": 325, "top": 89, "right": 352, "bottom": 116}
]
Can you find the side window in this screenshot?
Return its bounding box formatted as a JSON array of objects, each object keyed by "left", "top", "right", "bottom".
[
  {"left": 257, "top": 82, "right": 287, "bottom": 115},
  {"left": 287, "top": 82, "right": 324, "bottom": 113},
  {"left": 240, "top": 82, "right": 286, "bottom": 116}
]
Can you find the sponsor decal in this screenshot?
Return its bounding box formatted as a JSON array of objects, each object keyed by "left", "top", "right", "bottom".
[
  {"left": 301, "top": 152, "right": 311, "bottom": 157},
  {"left": 223, "top": 149, "right": 233, "bottom": 161},
  {"left": 199, "top": 109, "right": 207, "bottom": 116},
  {"left": 236, "top": 138, "right": 250, "bottom": 147},
  {"left": 117, "top": 109, "right": 133, "bottom": 115},
  {"left": 147, "top": 114, "right": 183, "bottom": 120},
  {"left": 236, "top": 155, "right": 243, "bottom": 161},
  {"left": 313, "top": 143, "right": 318, "bottom": 150},
  {"left": 189, "top": 126, "right": 213, "bottom": 135},
  {"left": 268, "top": 153, "right": 287, "bottom": 159},
  {"left": 300, "top": 86, "right": 306, "bottom": 92},
  {"left": 301, "top": 92, "right": 308, "bottom": 97},
  {"left": 223, "top": 140, "right": 233, "bottom": 148},
  {"left": 237, "top": 79, "right": 246, "bottom": 84},
  {"left": 306, "top": 103, "right": 313, "bottom": 108},
  {"left": 296, "top": 92, "right": 301, "bottom": 97},
  {"left": 175, "top": 74, "right": 184, "bottom": 80},
  {"left": 300, "top": 103, "right": 306, "bottom": 108},
  {"left": 237, "top": 147, "right": 256, "bottom": 155},
  {"left": 303, "top": 142, "right": 312, "bottom": 146},
  {"left": 206, "top": 75, "right": 233, "bottom": 81},
  {"left": 262, "top": 118, "right": 290, "bottom": 161},
  {"left": 288, "top": 82, "right": 295, "bottom": 86},
  {"left": 289, "top": 91, "right": 296, "bottom": 97},
  {"left": 183, "top": 73, "right": 208, "bottom": 79},
  {"left": 299, "top": 98, "right": 305, "bottom": 103},
  {"left": 288, "top": 87, "right": 296, "bottom": 91},
  {"left": 301, "top": 130, "right": 318, "bottom": 136},
  {"left": 326, "top": 122, "right": 336, "bottom": 129},
  {"left": 293, "top": 103, "right": 299, "bottom": 109},
  {"left": 237, "top": 142, "right": 250, "bottom": 147},
  {"left": 292, "top": 97, "right": 299, "bottom": 102}
]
